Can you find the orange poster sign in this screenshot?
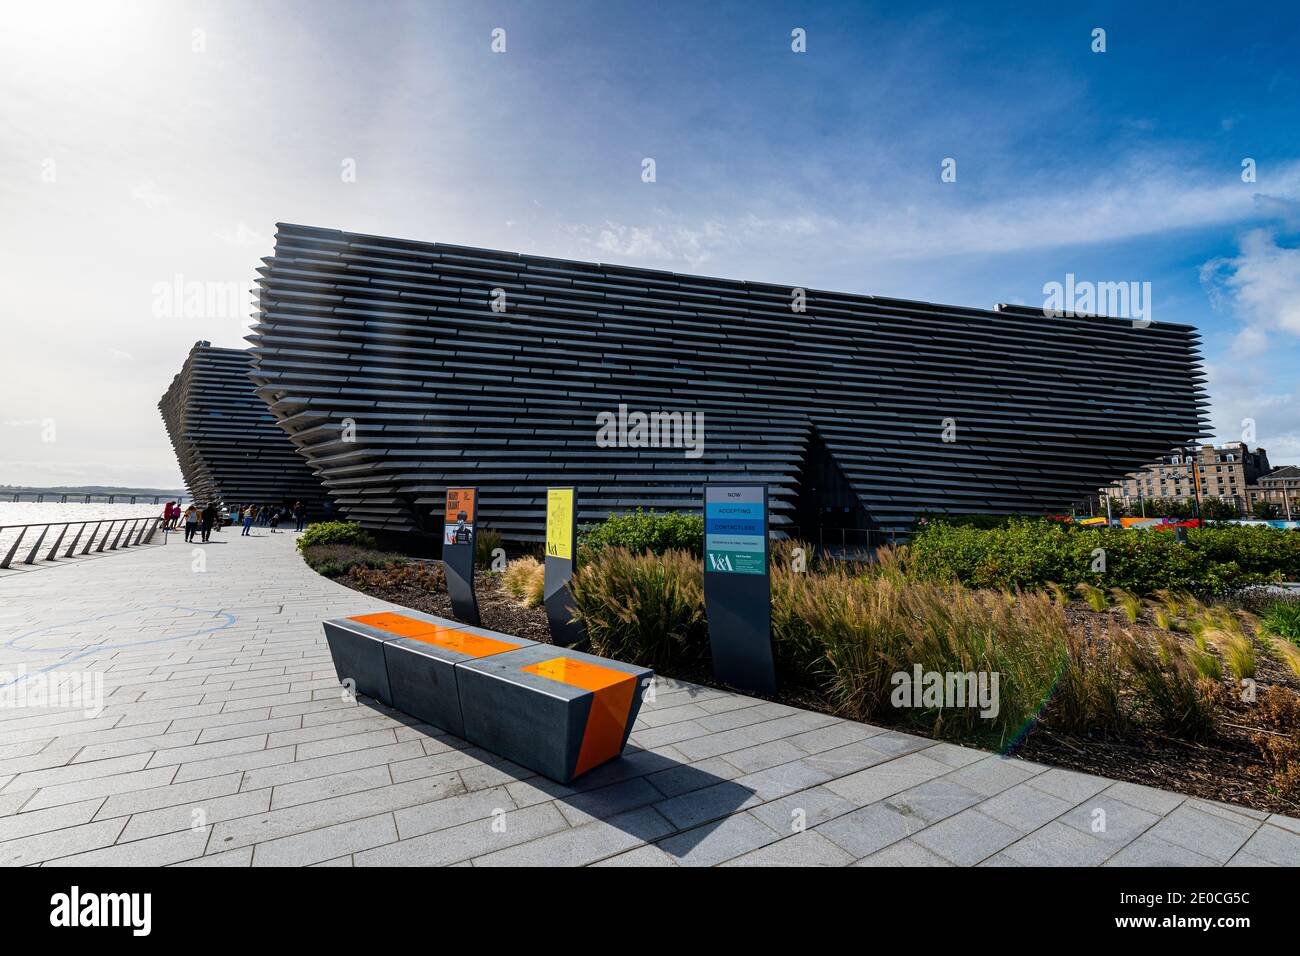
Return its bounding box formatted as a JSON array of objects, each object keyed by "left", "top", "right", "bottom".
[
  {"left": 444, "top": 488, "right": 477, "bottom": 546},
  {"left": 445, "top": 488, "right": 476, "bottom": 523}
]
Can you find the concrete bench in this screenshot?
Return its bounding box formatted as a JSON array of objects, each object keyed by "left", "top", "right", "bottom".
[
  {"left": 323, "top": 611, "right": 536, "bottom": 735},
  {"left": 458, "top": 645, "right": 652, "bottom": 784},
  {"left": 323, "top": 610, "right": 652, "bottom": 784}
]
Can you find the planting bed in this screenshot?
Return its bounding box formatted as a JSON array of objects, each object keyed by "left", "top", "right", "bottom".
[{"left": 307, "top": 543, "right": 1300, "bottom": 817}]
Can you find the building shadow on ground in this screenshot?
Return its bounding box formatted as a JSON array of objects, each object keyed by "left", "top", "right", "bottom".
[{"left": 358, "top": 698, "right": 755, "bottom": 857}]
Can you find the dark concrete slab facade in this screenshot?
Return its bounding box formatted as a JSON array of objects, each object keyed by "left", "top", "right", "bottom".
[
  {"left": 246, "top": 223, "right": 1207, "bottom": 540},
  {"left": 159, "top": 340, "right": 329, "bottom": 514}
]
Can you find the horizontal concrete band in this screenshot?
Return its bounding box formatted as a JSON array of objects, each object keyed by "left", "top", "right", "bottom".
[
  {"left": 160, "top": 341, "right": 329, "bottom": 513},
  {"left": 249, "top": 222, "right": 1207, "bottom": 537},
  {"left": 322, "top": 609, "right": 652, "bottom": 783}
]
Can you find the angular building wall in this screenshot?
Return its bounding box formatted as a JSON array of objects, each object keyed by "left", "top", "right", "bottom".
[
  {"left": 159, "top": 341, "right": 329, "bottom": 514},
  {"left": 247, "top": 223, "right": 1207, "bottom": 540}
]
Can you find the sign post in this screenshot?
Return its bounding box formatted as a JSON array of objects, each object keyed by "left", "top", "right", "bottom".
[
  {"left": 443, "top": 487, "right": 480, "bottom": 626},
  {"left": 703, "top": 484, "right": 775, "bottom": 695},
  {"left": 544, "top": 487, "right": 584, "bottom": 647}
]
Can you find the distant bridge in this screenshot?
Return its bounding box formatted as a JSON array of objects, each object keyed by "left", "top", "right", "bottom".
[{"left": 4, "top": 492, "right": 181, "bottom": 505}]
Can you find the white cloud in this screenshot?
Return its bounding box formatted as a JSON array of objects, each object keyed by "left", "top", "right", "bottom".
[
  {"left": 561, "top": 162, "right": 1300, "bottom": 274},
  {"left": 213, "top": 222, "right": 270, "bottom": 248},
  {"left": 130, "top": 180, "right": 170, "bottom": 213},
  {"left": 1200, "top": 227, "right": 1300, "bottom": 356},
  {"left": 1204, "top": 361, "right": 1300, "bottom": 463}
]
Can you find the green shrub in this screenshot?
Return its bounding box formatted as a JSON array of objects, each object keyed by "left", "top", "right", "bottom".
[
  {"left": 911, "top": 512, "right": 1055, "bottom": 531},
  {"left": 1261, "top": 599, "right": 1300, "bottom": 646},
  {"left": 301, "top": 543, "right": 405, "bottom": 577},
  {"left": 569, "top": 548, "right": 707, "bottom": 671},
  {"left": 297, "top": 521, "right": 375, "bottom": 552},
  {"left": 579, "top": 509, "right": 705, "bottom": 556},
  {"left": 908, "top": 519, "right": 1294, "bottom": 596}
]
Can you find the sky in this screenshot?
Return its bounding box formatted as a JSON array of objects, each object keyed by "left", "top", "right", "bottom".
[{"left": 1, "top": 0, "right": 1298, "bottom": 488}]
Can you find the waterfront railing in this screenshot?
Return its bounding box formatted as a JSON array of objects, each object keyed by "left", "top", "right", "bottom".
[{"left": 0, "top": 516, "right": 169, "bottom": 571}]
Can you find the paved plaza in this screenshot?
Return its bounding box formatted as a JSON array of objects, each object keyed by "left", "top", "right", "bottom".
[{"left": 1, "top": 527, "right": 1297, "bottom": 867}]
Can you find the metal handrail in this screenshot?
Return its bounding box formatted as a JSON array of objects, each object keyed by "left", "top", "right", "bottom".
[{"left": 0, "top": 516, "right": 169, "bottom": 571}]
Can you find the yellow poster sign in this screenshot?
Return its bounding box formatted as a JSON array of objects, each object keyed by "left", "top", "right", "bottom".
[{"left": 546, "top": 488, "right": 574, "bottom": 560}]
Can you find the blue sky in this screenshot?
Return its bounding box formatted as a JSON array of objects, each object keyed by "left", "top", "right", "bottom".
[{"left": 1, "top": 0, "right": 1297, "bottom": 486}]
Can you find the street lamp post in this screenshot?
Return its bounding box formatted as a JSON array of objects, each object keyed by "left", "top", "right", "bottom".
[{"left": 1184, "top": 443, "right": 1203, "bottom": 524}]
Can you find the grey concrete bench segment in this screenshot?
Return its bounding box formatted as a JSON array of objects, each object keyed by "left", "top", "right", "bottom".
[
  {"left": 323, "top": 611, "right": 535, "bottom": 736},
  {"left": 322, "top": 614, "right": 403, "bottom": 706},
  {"left": 383, "top": 627, "right": 538, "bottom": 738},
  {"left": 457, "top": 644, "right": 653, "bottom": 785}
]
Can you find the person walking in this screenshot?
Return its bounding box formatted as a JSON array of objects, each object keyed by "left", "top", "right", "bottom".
[
  {"left": 200, "top": 503, "right": 216, "bottom": 543},
  {"left": 183, "top": 504, "right": 198, "bottom": 542},
  {"left": 269, "top": 507, "right": 281, "bottom": 533},
  {"left": 293, "top": 501, "right": 306, "bottom": 532},
  {"left": 242, "top": 506, "right": 254, "bottom": 536}
]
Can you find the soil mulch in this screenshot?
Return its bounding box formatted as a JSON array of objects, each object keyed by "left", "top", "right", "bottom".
[
  {"left": 334, "top": 566, "right": 553, "bottom": 643},
  {"left": 330, "top": 562, "right": 1300, "bottom": 817}
]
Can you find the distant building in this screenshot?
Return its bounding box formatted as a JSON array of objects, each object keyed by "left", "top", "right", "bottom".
[
  {"left": 1101, "top": 442, "right": 1272, "bottom": 514},
  {"left": 1252, "top": 465, "right": 1300, "bottom": 518}
]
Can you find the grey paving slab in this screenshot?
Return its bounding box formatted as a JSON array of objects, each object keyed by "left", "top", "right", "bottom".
[
  {"left": 356, "top": 802, "right": 569, "bottom": 866},
  {"left": 1057, "top": 795, "right": 1161, "bottom": 848},
  {"left": 855, "top": 838, "right": 954, "bottom": 866},
  {"left": 1024, "top": 767, "right": 1113, "bottom": 803},
  {"left": 392, "top": 786, "right": 514, "bottom": 840},
  {"left": 977, "top": 782, "right": 1078, "bottom": 832},
  {"left": 817, "top": 801, "right": 929, "bottom": 859},
  {"left": 724, "top": 830, "right": 855, "bottom": 866},
  {"left": 1231, "top": 823, "right": 1300, "bottom": 865},
  {"left": 1144, "top": 804, "right": 1258, "bottom": 864},
  {"left": 1104, "top": 835, "right": 1220, "bottom": 867},
  {"left": 884, "top": 778, "right": 987, "bottom": 826},
  {"left": 472, "top": 806, "right": 675, "bottom": 866},
  {"left": 0, "top": 818, "right": 127, "bottom": 866},
  {"left": 270, "top": 766, "right": 393, "bottom": 810},
  {"left": 654, "top": 811, "right": 781, "bottom": 866},
  {"left": 996, "top": 820, "right": 1117, "bottom": 867},
  {"left": 117, "top": 789, "right": 272, "bottom": 843},
  {"left": 251, "top": 813, "right": 398, "bottom": 867},
  {"left": 910, "top": 808, "right": 1025, "bottom": 865},
  {"left": 0, "top": 798, "right": 104, "bottom": 843},
  {"left": 556, "top": 777, "right": 664, "bottom": 826},
  {"left": 822, "top": 751, "right": 953, "bottom": 806},
  {"left": 590, "top": 843, "right": 678, "bottom": 866},
  {"left": 48, "top": 827, "right": 211, "bottom": 867},
  {"left": 2, "top": 528, "right": 1294, "bottom": 868},
  {"left": 749, "top": 786, "right": 857, "bottom": 837}
]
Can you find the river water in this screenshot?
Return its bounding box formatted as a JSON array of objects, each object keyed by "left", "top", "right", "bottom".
[{"left": 0, "top": 502, "right": 179, "bottom": 566}]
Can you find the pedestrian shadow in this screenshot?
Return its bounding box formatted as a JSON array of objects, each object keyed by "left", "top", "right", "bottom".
[{"left": 354, "top": 697, "right": 754, "bottom": 856}]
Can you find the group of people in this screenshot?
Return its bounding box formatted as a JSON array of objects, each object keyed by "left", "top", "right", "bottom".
[
  {"left": 164, "top": 502, "right": 220, "bottom": 543},
  {"left": 234, "top": 502, "right": 307, "bottom": 535},
  {"left": 161, "top": 500, "right": 309, "bottom": 542}
]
